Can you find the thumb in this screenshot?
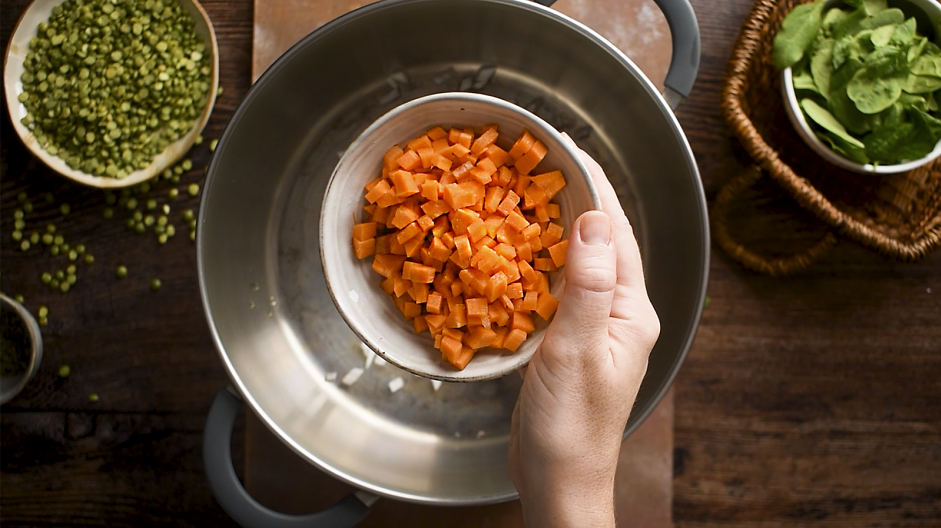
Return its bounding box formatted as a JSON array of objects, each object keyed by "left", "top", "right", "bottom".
[{"left": 543, "top": 211, "right": 617, "bottom": 349}]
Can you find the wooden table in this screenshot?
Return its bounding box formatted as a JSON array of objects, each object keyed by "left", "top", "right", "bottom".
[{"left": 2, "top": 0, "right": 939, "bottom": 526}]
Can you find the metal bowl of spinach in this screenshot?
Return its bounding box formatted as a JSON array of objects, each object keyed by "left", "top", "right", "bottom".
[{"left": 776, "top": 0, "right": 941, "bottom": 174}]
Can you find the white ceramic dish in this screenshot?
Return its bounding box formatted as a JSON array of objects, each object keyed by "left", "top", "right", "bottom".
[
  {"left": 320, "top": 92, "right": 600, "bottom": 382},
  {"left": 781, "top": 0, "right": 941, "bottom": 175},
  {"left": 0, "top": 294, "right": 43, "bottom": 405},
  {"left": 3, "top": 0, "right": 219, "bottom": 188}
]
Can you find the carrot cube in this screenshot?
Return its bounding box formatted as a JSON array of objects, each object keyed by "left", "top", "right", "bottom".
[
  {"left": 505, "top": 211, "right": 529, "bottom": 232},
  {"left": 372, "top": 254, "right": 405, "bottom": 278},
  {"left": 421, "top": 180, "right": 440, "bottom": 202},
  {"left": 396, "top": 149, "right": 421, "bottom": 171},
  {"left": 541, "top": 222, "right": 564, "bottom": 247},
  {"left": 485, "top": 271, "right": 509, "bottom": 303},
  {"left": 383, "top": 145, "right": 405, "bottom": 170},
  {"left": 364, "top": 179, "right": 392, "bottom": 204},
  {"left": 410, "top": 282, "right": 430, "bottom": 304},
  {"left": 535, "top": 292, "right": 559, "bottom": 320},
  {"left": 413, "top": 316, "right": 429, "bottom": 334},
  {"left": 522, "top": 291, "right": 538, "bottom": 311},
  {"left": 417, "top": 214, "right": 435, "bottom": 232},
  {"left": 508, "top": 130, "right": 535, "bottom": 160},
  {"left": 454, "top": 234, "right": 473, "bottom": 262},
  {"left": 530, "top": 170, "right": 566, "bottom": 200},
  {"left": 503, "top": 328, "right": 528, "bottom": 352},
  {"left": 514, "top": 140, "right": 547, "bottom": 175},
  {"left": 465, "top": 326, "right": 498, "bottom": 349},
  {"left": 353, "top": 238, "right": 375, "bottom": 259},
  {"left": 511, "top": 311, "right": 535, "bottom": 333},
  {"left": 403, "top": 261, "right": 436, "bottom": 283},
  {"left": 548, "top": 240, "right": 569, "bottom": 267},
  {"left": 451, "top": 208, "right": 480, "bottom": 235},
  {"left": 482, "top": 144, "right": 511, "bottom": 168},
  {"left": 496, "top": 190, "right": 520, "bottom": 217},
  {"left": 352, "top": 222, "right": 377, "bottom": 241},
  {"left": 427, "top": 292, "right": 445, "bottom": 314},
  {"left": 407, "top": 134, "right": 432, "bottom": 152},
  {"left": 440, "top": 335, "right": 464, "bottom": 361},
  {"left": 445, "top": 303, "right": 467, "bottom": 328},
  {"left": 521, "top": 222, "right": 541, "bottom": 241},
  {"left": 396, "top": 221, "right": 423, "bottom": 244},
  {"left": 421, "top": 199, "right": 450, "bottom": 219},
  {"left": 391, "top": 170, "right": 419, "bottom": 197},
  {"left": 428, "top": 236, "right": 451, "bottom": 261},
  {"left": 507, "top": 282, "right": 524, "bottom": 300},
  {"left": 533, "top": 257, "right": 557, "bottom": 272},
  {"left": 470, "top": 127, "right": 499, "bottom": 156},
  {"left": 466, "top": 297, "right": 489, "bottom": 318}
]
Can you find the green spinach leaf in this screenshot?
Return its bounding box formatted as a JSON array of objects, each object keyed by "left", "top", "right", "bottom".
[
  {"left": 802, "top": 98, "right": 867, "bottom": 147},
  {"left": 774, "top": 0, "right": 828, "bottom": 70}
]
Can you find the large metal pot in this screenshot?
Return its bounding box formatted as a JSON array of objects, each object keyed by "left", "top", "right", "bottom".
[{"left": 198, "top": 0, "right": 708, "bottom": 525}]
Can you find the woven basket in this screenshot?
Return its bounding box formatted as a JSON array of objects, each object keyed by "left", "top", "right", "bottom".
[{"left": 715, "top": 0, "right": 941, "bottom": 276}]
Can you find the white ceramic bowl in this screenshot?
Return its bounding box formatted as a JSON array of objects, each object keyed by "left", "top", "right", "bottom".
[
  {"left": 320, "top": 92, "right": 600, "bottom": 382},
  {"left": 3, "top": 0, "right": 219, "bottom": 188},
  {"left": 781, "top": 0, "right": 941, "bottom": 175},
  {"left": 0, "top": 294, "right": 43, "bottom": 405}
]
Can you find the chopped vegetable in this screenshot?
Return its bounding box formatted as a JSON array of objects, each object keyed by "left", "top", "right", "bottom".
[{"left": 355, "top": 125, "right": 566, "bottom": 370}]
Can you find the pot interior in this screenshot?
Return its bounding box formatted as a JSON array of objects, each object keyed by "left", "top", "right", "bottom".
[{"left": 199, "top": 0, "right": 707, "bottom": 504}]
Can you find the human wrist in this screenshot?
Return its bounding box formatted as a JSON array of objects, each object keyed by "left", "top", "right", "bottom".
[{"left": 519, "top": 475, "right": 616, "bottom": 528}]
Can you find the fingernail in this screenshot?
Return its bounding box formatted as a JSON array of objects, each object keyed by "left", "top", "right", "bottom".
[{"left": 578, "top": 211, "right": 611, "bottom": 246}]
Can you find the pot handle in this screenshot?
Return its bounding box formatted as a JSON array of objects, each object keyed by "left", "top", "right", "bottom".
[
  {"left": 651, "top": 0, "right": 701, "bottom": 109},
  {"left": 537, "top": 0, "right": 700, "bottom": 109},
  {"left": 204, "top": 388, "right": 377, "bottom": 528}
]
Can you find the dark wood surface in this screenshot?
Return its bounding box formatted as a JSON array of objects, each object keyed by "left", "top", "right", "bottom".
[{"left": 2, "top": 0, "right": 939, "bottom": 527}]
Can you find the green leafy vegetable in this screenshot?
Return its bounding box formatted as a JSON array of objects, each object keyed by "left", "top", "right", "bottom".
[
  {"left": 776, "top": 0, "right": 941, "bottom": 165},
  {"left": 774, "top": 0, "right": 827, "bottom": 69}
]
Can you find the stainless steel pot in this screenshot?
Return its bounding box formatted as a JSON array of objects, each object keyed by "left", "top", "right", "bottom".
[{"left": 198, "top": 0, "right": 707, "bottom": 526}]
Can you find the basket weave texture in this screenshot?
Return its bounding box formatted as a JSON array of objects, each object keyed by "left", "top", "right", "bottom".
[{"left": 715, "top": 0, "right": 941, "bottom": 275}]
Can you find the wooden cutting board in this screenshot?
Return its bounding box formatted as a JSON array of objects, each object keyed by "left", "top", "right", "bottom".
[{"left": 245, "top": 1, "right": 674, "bottom": 525}]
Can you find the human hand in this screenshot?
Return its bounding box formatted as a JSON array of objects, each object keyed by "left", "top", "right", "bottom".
[{"left": 507, "top": 138, "right": 661, "bottom": 528}]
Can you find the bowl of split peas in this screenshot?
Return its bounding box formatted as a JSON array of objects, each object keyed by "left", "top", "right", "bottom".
[
  {"left": 320, "top": 92, "right": 601, "bottom": 382},
  {"left": 3, "top": 0, "right": 219, "bottom": 188}
]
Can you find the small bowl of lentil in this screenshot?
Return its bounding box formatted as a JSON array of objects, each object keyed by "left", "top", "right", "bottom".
[
  {"left": 0, "top": 294, "right": 43, "bottom": 405},
  {"left": 3, "top": 0, "right": 219, "bottom": 188}
]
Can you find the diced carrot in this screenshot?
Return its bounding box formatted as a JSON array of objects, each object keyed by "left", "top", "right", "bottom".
[
  {"left": 396, "top": 149, "right": 421, "bottom": 171},
  {"left": 376, "top": 188, "right": 405, "bottom": 208},
  {"left": 413, "top": 316, "right": 429, "bottom": 334},
  {"left": 427, "top": 292, "right": 444, "bottom": 314},
  {"left": 454, "top": 234, "right": 472, "bottom": 262},
  {"left": 380, "top": 276, "right": 395, "bottom": 296},
  {"left": 371, "top": 205, "right": 390, "bottom": 224},
  {"left": 495, "top": 190, "right": 520, "bottom": 217},
  {"left": 503, "top": 328, "right": 527, "bottom": 352},
  {"left": 450, "top": 208, "right": 480, "bottom": 235},
  {"left": 514, "top": 140, "right": 547, "bottom": 175},
  {"left": 449, "top": 346, "right": 476, "bottom": 370},
  {"left": 440, "top": 335, "right": 464, "bottom": 363},
  {"left": 502, "top": 259, "right": 521, "bottom": 283},
  {"left": 445, "top": 303, "right": 467, "bottom": 328},
  {"left": 372, "top": 254, "right": 405, "bottom": 278},
  {"left": 364, "top": 179, "right": 392, "bottom": 204},
  {"left": 505, "top": 210, "right": 529, "bottom": 232},
  {"left": 365, "top": 177, "right": 384, "bottom": 193},
  {"left": 522, "top": 290, "right": 538, "bottom": 311},
  {"left": 410, "top": 282, "right": 429, "bottom": 304},
  {"left": 421, "top": 180, "right": 439, "bottom": 202},
  {"left": 495, "top": 166, "right": 514, "bottom": 186},
  {"left": 427, "top": 236, "right": 451, "bottom": 262},
  {"left": 546, "top": 203, "right": 561, "bottom": 218},
  {"left": 391, "top": 170, "right": 419, "bottom": 197},
  {"left": 465, "top": 326, "right": 497, "bottom": 349},
  {"left": 383, "top": 145, "right": 405, "bottom": 170},
  {"left": 417, "top": 214, "right": 435, "bottom": 232},
  {"left": 466, "top": 297, "right": 489, "bottom": 318},
  {"left": 508, "top": 130, "right": 535, "bottom": 160},
  {"left": 466, "top": 219, "right": 488, "bottom": 243},
  {"left": 442, "top": 183, "right": 476, "bottom": 210},
  {"left": 521, "top": 222, "right": 541, "bottom": 241},
  {"left": 450, "top": 280, "right": 464, "bottom": 297},
  {"left": 421, "top": 199, "right": 450, "bottom": 219},
  {"left": 403, "top": 261, "right": 436, "bottom": 283},
  {"left": 470, "top": 127, "right": 499, "bottom": 156},
  {"left": 353, "top": 238, "right": 376, "bottom": 259},
  {"left": 353, "top": 222, "right": 377, "bottom": 241},
  {"left": 396, "top": 221, "right": 423, "bottom": 244},
  {"left": 407, "top": 134, "right": 432, "bottom": 152},
  {"left": 535, "top": 292, "right": 559, "bottom": 320},
  {"left": 471, "top": 245, "right": 501, "bottom": 274},
  {"left": 441, "top": 231, "right": 455, "bottom": 250},
  {"left": 548, "top": 240, "right": 568, "bottom": 267},
  {"left": 541, "top": 222, "right": 564, "bottom": 247},
  {"left": 448, "top": 127, "right": 463, "bottom": 145},
  {"left": 426, "top": 126, "right": 447, "bottom": 141},
  {"left": 400, "top": 301, "right": 421, "bottom": 320},
  {"left": 523, "top": 184, "right": 548, "bottom": 209},
  {"left": 485, "top": 271, "right": 508, "bottom": 303},
  {"left": 484, "top": 215, "right": 504, "bottom": 238},
  {"left": 518, "top": 259, "right": 538, "bottom": 282},
  {"left": 511, "top": 311, "right": 535, "bottom": 333},
  {"left": 482, "top": 144, "right": 511, "bottom": 168},
  {"left": 507, "top": 282, "right": 524, "bottom": 300},
  {"left": 534, "top": 204, "right": 550, "bottom": 223},
  {"left": 530, "top": 170, "right": 566, "bottom": 200},
  {"left": 533, "top": 257, "right": 557, "bottom": 272}
]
